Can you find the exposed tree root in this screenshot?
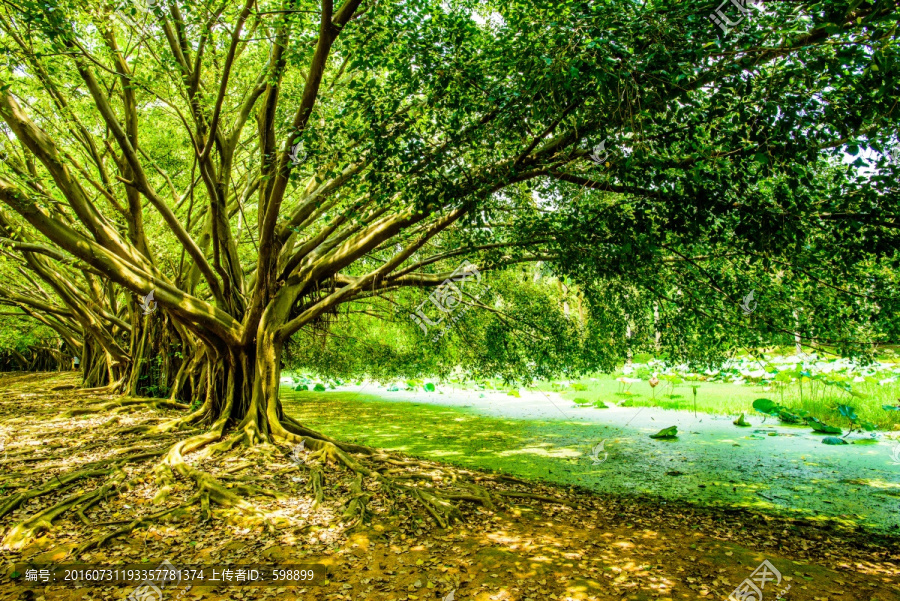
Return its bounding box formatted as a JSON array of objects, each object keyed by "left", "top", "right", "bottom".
[
  {"left": 3, "top": 469, "right": 127, "bottom": 550},
  {"left": 74, "top": 498, "right": 197, "bottom": 554},
  {"left": 341, "top": 473, "right": 369, "bottom": 523},
  {"left": 496, "top": 491, "right": 579, "bottom": 508},
  {"left": 71, "top": 378, "right": 126, "bottom": 396},
  {"left": 409, "top": 486, "right": 462, "bottom": 529},
  {"left": 2, "top": 399, "right": 579, "bottom": 556},
  {"left": 60, "top": 397, "right": 189, "bottom": 418},
  {"left": 273, "top": 415, "right": 574, "bottom": 531},
  {"left": 281, "top": 414, "right": 374, "bottom": 455},
  {"left": 310, "top": 467, "right": 325, "bottom": 508},
  {"left": 0, "top": 468, "right": 113, "bottom": 520}
]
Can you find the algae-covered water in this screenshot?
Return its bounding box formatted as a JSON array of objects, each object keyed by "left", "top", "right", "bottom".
[{"left": 282, "top": 384, "right": 900, "bottom": 532}]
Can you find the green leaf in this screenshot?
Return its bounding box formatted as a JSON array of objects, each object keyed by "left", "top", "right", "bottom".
[
  {"left": 650, "top": 426, "right": 678, "bottom": 439},
  {"left": 806, "top": 417, "right": 842, "bottom": 434},
  {"left": 752, "top": 398, "right": 779, "bottom": 415},
  {"left": 313, "top": 383, "right": 326, "bottom": 392},
  {"left": 777, "top": 409, "right": 803, "bottom": 424},
  {"left": 424, "top": 382, "right": 436, "bottom": 392},
  {"left": 294, "top": 384, "right": 308, "bottom": 391},
  {"left": 822, "top": 436, "right": 848, "bottom": 445},
  {"left": 837, "top": 404, "right": 858, "bottom": 421},
  {"left": 733, "top": 413, "right": 751, "bottom": 427}
]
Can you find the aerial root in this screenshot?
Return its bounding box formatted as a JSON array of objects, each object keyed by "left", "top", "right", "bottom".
[
  {"left": 200, "top": 491, "right": 211, "bottom": 522},
  {"left": 310, "top": 467, "right": 325, "bottom": 508},
  {"left": 161, "top": 429, "right": 275, "bottom": 530},
  {"left": 153, "top": 461, "right": 176, "bottom": 504},
  {"left": 341, "top": 473, "right": 370, "bottom": 524}
]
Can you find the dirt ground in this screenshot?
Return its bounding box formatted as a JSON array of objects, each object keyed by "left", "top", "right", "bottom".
[{"left": 0, "top": 372, "right": 898, "bottom": 601}]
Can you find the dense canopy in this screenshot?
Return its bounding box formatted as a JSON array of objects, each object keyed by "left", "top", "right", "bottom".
[{"left": 0, "top": 0, "right": 897, "bottom": 430}]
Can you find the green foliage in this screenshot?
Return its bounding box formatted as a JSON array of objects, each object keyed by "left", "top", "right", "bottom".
[
  {"left": 807, "top": 417, "right": 842, "bottom": 435},
  {"left": 650, "top": 426, "right": 678, "bottom": 439},
  {"left": 1, "top": 0, "right": 900, "bottom": 408},
  {"left": 822, "top": 436, "right": 848, "bottom": 445},
  {"left": 752, "top": 398, "right": 780, "bottom": 415},
  {"left": 837, "top": 404, "right": 877, "bottom": 432}
]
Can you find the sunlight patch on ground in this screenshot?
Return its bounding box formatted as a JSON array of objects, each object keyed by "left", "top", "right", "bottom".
[{"left": 496, "top": 445, "right": 582, "bottom": 459}]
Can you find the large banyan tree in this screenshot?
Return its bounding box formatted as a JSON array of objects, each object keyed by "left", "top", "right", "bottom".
[{"left": 0, "top": 0, "right": 898, "bottom": 545}]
